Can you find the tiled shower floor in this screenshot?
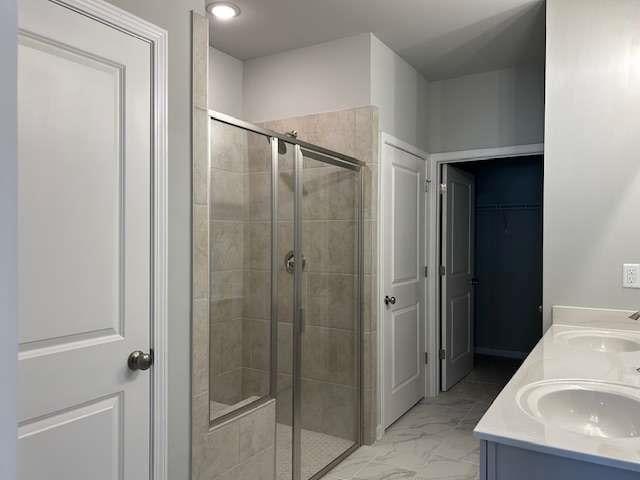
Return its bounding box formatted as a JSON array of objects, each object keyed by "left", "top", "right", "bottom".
[
  {"left": 212, "top": 400, "right": 355, "bottom": 480},
  {"left": 323, "top": 356, "right": 520, "bottom": 480},
  {"left": 276, "top": 423, "right": 354, "bottom": 480}
]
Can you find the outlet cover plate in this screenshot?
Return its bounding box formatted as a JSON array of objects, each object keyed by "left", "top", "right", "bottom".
[{"left": 623, "top": 264, "right": 640, "bottom": 289}]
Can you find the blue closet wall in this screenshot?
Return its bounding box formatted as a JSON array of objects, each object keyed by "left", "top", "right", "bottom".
[{"left": 459, "top": 156, "right": 543, "bottom": 357}]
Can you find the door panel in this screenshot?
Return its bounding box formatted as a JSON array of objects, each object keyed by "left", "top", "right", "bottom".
[
  {"left": 393, "top": 168, "right": 419, "bottom": 283},
  {"left": 392, "top": 306, "right": 420, "bottom": 389},
  {"left": 18, "top": 395, "right": 122, "bottom": 480},
  {"left": 382, "top": 140, "right": 426, "bottom": 429},
  {"left": 450, "top": 293, "right": 471, "bottom": 361},
  {"left": 441, "top": 165, "right": 475, "bottom": 391},
  {"left": 451, "top": 182, "right": 471, "bottom": 275},
  {"left": 17, "top": 0, "right": 152, "bottom": 477}
]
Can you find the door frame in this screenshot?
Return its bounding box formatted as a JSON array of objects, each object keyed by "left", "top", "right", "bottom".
[
  {"left": 1, "top": 0, "right": 17, "bottom": 477},
  {"left": 15, "top": 0, "right": 169, "bottom": 477},
  {"left": 376, "top": 132, "right": 429, "bottom": 438},
  {"left": 427, "top": 143, "right": 544, "bottom": 397}
]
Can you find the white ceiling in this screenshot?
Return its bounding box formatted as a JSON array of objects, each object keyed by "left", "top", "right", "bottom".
[{"left": 208, "top": 0, "right": 545, "bottom": 81}]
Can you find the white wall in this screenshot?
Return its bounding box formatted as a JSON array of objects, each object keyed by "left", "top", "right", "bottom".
[
  {"left": 543, "top": 0, "right": 640, "bottom": 329},
  {"left": 428, "top": 65, "right": 545, "bottom": 153},
  {"left": 103, "top": 2, "right": 205, "bottom": 479},
  {"left": 209, "top": 47, "right": 244, "bottom": 118},
  {"left": 370, "top": 35, "right": 430, "bottom": 152},
  {"left": 0, "top": 0, "right": 17, "bottom": 478},
  {"left": 241, "top": 33, "right": 431, "bottom": 152},
  {"left": 243, "top": 34, "right": 371, "bottom": 123},
  {"left": 232, "top": 32, "right": 545, "bottom": 156}
]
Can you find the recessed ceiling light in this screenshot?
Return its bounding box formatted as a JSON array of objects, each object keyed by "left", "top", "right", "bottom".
[{"left": 207, "top": 2, "right": 241, "bottom": 20}]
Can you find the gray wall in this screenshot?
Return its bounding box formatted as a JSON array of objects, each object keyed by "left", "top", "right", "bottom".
[
  {"left": 240, "top": 33, "right": 431, "bottom": 152},
  {"left": 0, "top": 0, "right": 17, "bottom": 478},
  {"left": 209, "top": 47, "right": 244, "bottom": 118},
  {"left": 428, "top": 65, "right": 545, "bottom": 153},
  {"left": 102, "top": 1, "right": 205, "bottom": 479},
  {"left": 543, "top": 0, "right": 640, "bottom": 329},
  {"left": 370, "top": 34, "right": 430, "bottom": 152},
  {"left": 243, "top": 34, "right": 371, "bottom": 123}
]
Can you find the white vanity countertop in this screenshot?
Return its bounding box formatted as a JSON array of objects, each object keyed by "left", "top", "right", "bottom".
[{"left": 474, "top": 306, "right": 640, "bottom": 472}]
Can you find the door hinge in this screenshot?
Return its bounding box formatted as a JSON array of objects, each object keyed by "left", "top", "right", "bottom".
[
  {"left": 424, "top": 266, "right": 428, "bottom": 277},
  {"left": 424, "top": 178, "right": 431, "bottom": 192},
  {"left": 439, "top": 265, "right": 446, "bottom": 276},
  {"left": 439, "top": 349, "right": 446, "bottom": 360},
  {"left": 439, "top": 183, "right": 447, "bottom": 194},
  {"left": 424, "top": 352, "right": 429, "bottom": 364}
]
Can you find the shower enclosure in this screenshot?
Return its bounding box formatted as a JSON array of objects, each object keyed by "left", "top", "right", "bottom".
[{"left": 208, "top": 111, "right": 363, "bottom": 480}]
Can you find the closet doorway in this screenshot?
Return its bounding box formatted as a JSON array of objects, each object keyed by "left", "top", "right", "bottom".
[{"left": 438, "top": 155, "right": 543, "bottom": 391}]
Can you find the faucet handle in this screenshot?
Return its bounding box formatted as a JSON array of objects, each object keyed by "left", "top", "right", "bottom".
[{"left": 629, "top": 311, "right": 640, "bottom": 321}]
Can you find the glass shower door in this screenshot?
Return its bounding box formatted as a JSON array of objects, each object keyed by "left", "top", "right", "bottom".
[
  {"left": 294, "top": 146, "right": 362, "bottom": 480},
  {"left": 275, "top": 139, "right": 296, "bottom": 480}
]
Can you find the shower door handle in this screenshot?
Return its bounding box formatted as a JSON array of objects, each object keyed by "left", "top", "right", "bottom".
[
  {"left": 298, "top": 307, "right": 305, "bottom": 334},
  {"left": 285, "top": 250, "right": 306, "bottom": 274}
]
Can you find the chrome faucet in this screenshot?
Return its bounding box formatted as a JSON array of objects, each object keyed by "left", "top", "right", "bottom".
[{"left": 629, "top": 311, "right": 640, "bottom": 321}]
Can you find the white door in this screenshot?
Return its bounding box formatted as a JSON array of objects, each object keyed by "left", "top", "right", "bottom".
[
  {"left": 441, "top": 165, "right": 475, "bottom": 391},
  {"left": 381, "top": 137, "right": 426, "bottom": 429},
  {"left": 17, "top": 0, "right": 153, "bottom": 478}
]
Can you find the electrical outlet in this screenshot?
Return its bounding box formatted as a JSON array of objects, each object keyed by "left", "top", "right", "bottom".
[{"left": 623, "top": 264, "right": 640, "bottom": 289}]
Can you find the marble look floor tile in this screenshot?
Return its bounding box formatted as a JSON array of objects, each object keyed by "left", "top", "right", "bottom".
[
  {"left": 353, "top": 462, "right": 416, "bottom": 480},
  {"left": 432, "top": 429, "right": 480, "bottom": 463},
  {"left": 420, "top": 394, "right": 475, "bottom": 409},
  {"left": 391, "top": 405, "right": 467, "bottom": 435},
  {"left": 373, "top": 436, "right": 440, "bottom": 470},
  {"left": 414, "top": 456, "right": 477, "bottom": 480},
  {"left": 328, "top": 358, "right": 512, "bottom": 480},
  {"left": 327, "top": 445, "right": 389, "bottom": 479},
  {"left": 376, "top": 427, "right": 429, "bottom": 445}
]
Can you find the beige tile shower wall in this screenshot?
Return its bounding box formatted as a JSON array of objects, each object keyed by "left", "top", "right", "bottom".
[
  {"left": 193, "top": 396, "right": 276, "bottom": 480},
  {"left": 241, "top": 131, "right": 273, "bottom": 398},
  {"left": 263, "top": 106, "right": 379, "bottom": 445},
  {"left": 192, "top": 12, "right": 275, "bottom": 480},
  {"left": 210, "top": 122, "right": 247, "bottom": 405},
  {"left": 209, "top": 122, "right": 273, "bottom": 404}
]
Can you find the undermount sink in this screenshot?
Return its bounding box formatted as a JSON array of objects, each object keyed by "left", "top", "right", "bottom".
[
  {"left": 517, "top": 380, "right": 640, "bottom": 438},
  {"left": 555, "top": 330, "right": 640, "bottom": 353}
]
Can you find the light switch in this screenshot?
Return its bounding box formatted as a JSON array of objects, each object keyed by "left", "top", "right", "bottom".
[{"left": 623, "top": 264, "right": 640, "bottom": 288}]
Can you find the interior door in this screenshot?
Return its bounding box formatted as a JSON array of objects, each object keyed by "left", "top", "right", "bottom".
[
  {"left": 17, "top": 0, "right": 153, "bottom": 478},
  {"left": 382, "top": 139, "right": 426, "bottom": 428},
  {"left": 441, "top": 165, "right": 475, "bottom": 391}
]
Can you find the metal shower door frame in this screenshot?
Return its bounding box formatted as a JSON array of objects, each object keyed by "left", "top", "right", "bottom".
[
  {"left": 290, "top": 145, "right": 364, "bottom": 480},
  {"left": 208, "top": 110, "right": 364, "bottom": 480}
]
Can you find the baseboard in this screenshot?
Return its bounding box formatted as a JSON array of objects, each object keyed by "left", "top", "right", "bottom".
[{"left": 474, "top": 347, "right": 527, "bottom": 360}]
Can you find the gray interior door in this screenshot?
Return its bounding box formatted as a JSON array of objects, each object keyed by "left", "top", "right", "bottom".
[{"left": 441, "top": 164, "right": 475, "bottom": 391}]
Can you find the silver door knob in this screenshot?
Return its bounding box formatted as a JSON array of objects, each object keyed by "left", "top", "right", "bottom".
[
  {"left": 384, "top": 296, "right": 396, "bottom": 306},
  {"left": 128, "top": 350, "right": 153, "bottom": 371}
]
